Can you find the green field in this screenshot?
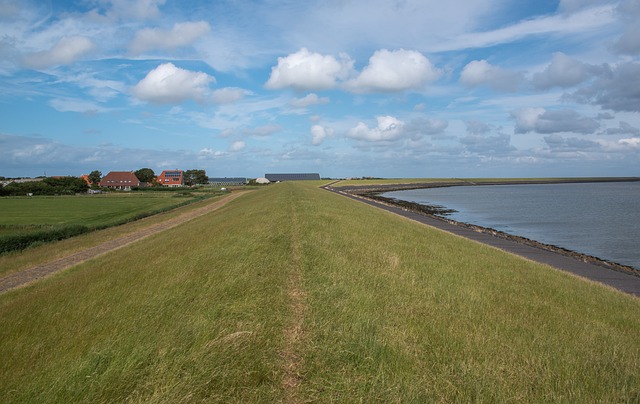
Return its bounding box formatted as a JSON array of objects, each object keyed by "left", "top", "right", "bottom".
[
  {"left": 0, "top": 194, "right": 197, "bottom": 228},
  {"left": 1, "top": 182, "right": 638, "bottom": 402},
  {"left": 0, "top": 193, "right": 209, "bottom": 252}
]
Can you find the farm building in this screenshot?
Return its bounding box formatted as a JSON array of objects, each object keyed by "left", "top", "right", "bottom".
[
  {"left": 264, "top": 173, "right": 320, "bottom": 182},
  {"left": 209, "top": 177, "right": 247, "bottom": 186},
  {"left": 157, "top": 170, "right": 184, "bottom": 187},
  {"left": 99, "top": 171, "right": 142, "bottom": 190}
]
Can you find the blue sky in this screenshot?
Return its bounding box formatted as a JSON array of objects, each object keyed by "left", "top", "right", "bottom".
[{"left": 1, "top": 0, "right": 639, "bottom": 179}]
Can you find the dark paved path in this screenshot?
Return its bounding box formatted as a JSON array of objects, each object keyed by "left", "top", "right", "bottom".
[{"left": 325, "top": 185, "right": 640, "bottom": 297}]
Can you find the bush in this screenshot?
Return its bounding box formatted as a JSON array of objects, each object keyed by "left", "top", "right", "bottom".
[{"left": 0, "top": 225, "right": 90, "bottom": 254}]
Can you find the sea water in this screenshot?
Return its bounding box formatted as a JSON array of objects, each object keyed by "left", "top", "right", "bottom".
[{"left": 383, "top": 181, "right": 640, "bottom": 270}]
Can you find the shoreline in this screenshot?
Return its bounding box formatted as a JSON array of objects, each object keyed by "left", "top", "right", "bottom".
[{"left": 330, "top": 178, "right": 640, "bottom": 279}]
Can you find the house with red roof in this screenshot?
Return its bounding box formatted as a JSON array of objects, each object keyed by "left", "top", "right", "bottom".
[
  {"left": 99, "top": 171, "right": 142, "bottom": 190},
  {"left": 156, "top": 170, "right": 184, "bottom": 187}
]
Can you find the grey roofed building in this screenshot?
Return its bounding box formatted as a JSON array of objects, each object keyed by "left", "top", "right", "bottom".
[
  {"left": 265, "top": 173, "right": 321, "bottom": 182},
  {"left": 208, "top": 177, "right": 247, "bottom": 185}
]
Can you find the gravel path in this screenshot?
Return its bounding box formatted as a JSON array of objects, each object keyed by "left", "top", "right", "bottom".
[
  {"left": 0, "top": 192, "right": 246, "bottom": 294},
  {"left": 325, "top": 185, "right": 640, "bottom": 297}
]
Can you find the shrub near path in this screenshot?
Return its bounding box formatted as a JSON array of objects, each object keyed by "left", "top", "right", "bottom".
[{"left": 0, "top": 182, "right": 639, "bottom": 402}]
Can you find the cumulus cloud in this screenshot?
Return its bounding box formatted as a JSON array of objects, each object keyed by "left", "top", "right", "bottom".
[
  {"left": 512, "top": 108, "right": 600, "bottom": 134},
  {"left": 544, "top": 134, "right": 601, "bottom": 151},
  {"left": 619, "top": 137, "right": 640, "bottom": 148},
  {"left": 22, "top": 36, "right": 95, "bottom": 69},
  {"left": 532, "top": 52, "right": 595, "bottom": 89},
  {"left": 460, "top": 133, "right": 515, "bottom": 154},
  {"left": 405, "top": 118, "right": 448, "bottom": 137},
  {"left": 565, "top": 61, "right": 640, "bottom": 112},
  {"left": 289, "top": 93, "right": 329, "bottom": 108},
  {"left": 129, "top": 21, "right": 210, "bottom": 54},
  {"left": 346, "top": 49, "right": 441, "bottom": 93},
  {"left": 465, "top": 120, "right": 494, "bottom": 135},
  {"left": 265, "top": 48, "right": 353, "bottom": 91},
  {"left": 132, "top": 63, "right": 214, "bottom": 104},
  {"left": 229, "top": 140, "right": 245, "bottom": 152},
  {"left": 310, "top": 125, "right": 334, "bottom": 145},
  {"left": 460, "top": 60, "right": 524, "bottom": 92},
  {"left": 603, "top": 121, "right": 640, "bottom": 136},
  {"left": 347, "top": 116, "right": 405, "bottom": 142},
  {"left": 212, "top": 87, "right": 247, "bottom": 104}
]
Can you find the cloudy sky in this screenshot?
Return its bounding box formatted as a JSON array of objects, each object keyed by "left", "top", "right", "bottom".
[{"left": 1, "top": 0, "right": 639, "bottom": 178}]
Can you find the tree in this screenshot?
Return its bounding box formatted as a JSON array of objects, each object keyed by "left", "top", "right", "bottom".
[
  {"left": 134, "top": 168, "right": 156, "bottom": 184},
  {"left": 43, "top": 176, "right": 89, "bottom": 194},
  {"left": 184, "top": 169, "right": 208, "bottom": 186},
  {"left": 88, "top": 170, "right": 102, "bottom": 187}
]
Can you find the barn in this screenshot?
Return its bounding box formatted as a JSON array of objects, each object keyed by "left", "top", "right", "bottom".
[{"left": 264, "top": 173, "right": 320, "bottom": 182}]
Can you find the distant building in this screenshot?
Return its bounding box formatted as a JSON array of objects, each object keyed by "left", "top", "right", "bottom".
[
  {"left": 209, "top": 177, "right": 247, "bottom": 186},
  {"left": 99, "top": 171, "right": 141, "bottom": 190},
  {"left": 157, "top": 170, "right": 184, "bottom": 187},
  {"left": 265, "top": 173, "right": 321, "bottom": 182},
  {"left": 79, "top": 174, "right": 91, "bottom": 186}
]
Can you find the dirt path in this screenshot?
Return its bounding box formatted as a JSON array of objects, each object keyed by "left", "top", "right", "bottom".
[
  {"left": 0, "top": 192, "right": 247, "bottom": 294},
  {"left": 281, "top": 192, "right": 307, "bottom": 403}
]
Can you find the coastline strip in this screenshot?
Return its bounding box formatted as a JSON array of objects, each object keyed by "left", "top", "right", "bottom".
[{"left": 325, "top": 184, "right": 640, "bottom": 297}]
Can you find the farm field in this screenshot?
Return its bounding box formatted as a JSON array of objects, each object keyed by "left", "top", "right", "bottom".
[
  {"left": 0, "top": 193, "right": 198, "bottom": 229},
  {"left": 1, "top": 182, "right": 638, "bottom": 402},
  {"left": 0, "top": 192, "right": 214, "bottom": 253}
]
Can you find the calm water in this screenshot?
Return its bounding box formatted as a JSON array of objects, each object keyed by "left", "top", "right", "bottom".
[{"left": 384, "top": 182, "right": 640, "bottom": 270}]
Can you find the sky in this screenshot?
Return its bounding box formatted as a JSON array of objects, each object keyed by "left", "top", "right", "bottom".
[{"left": 1, "top": 0, "right": 639, "bottom": 179}]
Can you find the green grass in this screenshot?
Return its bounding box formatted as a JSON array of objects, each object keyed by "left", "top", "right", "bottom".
[
  {"left": 0, "top": 192, "right": 213, "bottom": 253},
  {"left": 0, "top": 194, "right": 196, "bottom": 228},
  {"left": 1, "top": 183, "right": 638, "bottom": 402}
]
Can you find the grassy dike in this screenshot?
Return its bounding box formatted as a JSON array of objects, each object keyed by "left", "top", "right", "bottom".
[{"left": 1, "top": 181, "right": 639, "bottom": 402}]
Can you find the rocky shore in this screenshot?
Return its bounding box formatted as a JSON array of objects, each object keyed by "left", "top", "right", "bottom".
[{"left": 334, "top": 179, "right": 640, "bottom": 278}]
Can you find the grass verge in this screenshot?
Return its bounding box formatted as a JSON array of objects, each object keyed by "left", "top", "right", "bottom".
[{"left": 0, "top": 182, "right": 638, "bottom": 402}]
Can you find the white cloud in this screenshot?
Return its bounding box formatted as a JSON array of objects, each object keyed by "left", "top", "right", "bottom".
[
  {"left": 405, "top": 118, "right": 449, "bottom": 136},
  {"left": 229, "top": 140, "right": 245, "bottom": 152},
  {"left": 347, "top": 116, "right": 405, "bottom": 142},
  {"left": 566, "top": 61, "right": 640, "bottom": 112},
  {"left": 132, "top": 63, "right": 215, "bottom": 104},
  {"left": 512, "top": 108, "right": 600, "bottom": 134},
  {"left": 265, "top": 48, "right": 353, "bottom": 91},
  {"left": 436, "top": 4, "right": 616, "bottom": 52},
  {"left": 346, "top": 49, "right": 441, "bottom": 93},
  {"left": 310, "top": 125, "right": 334, "bottom": 145},
  {"left": 129, "top": 21, "right": 210, "bottom": 54},
  {"left": 532, "top": 52, "right": 597, "bottom": 90},
  {"left": 22, "top": 36, "right": 95, "bottom": 69},
  {"left": 289, "top": 93, "right": 329, "bottom": 108},
  {"left": 212, "top": 87, "right": 247, "bottom": 104},
  {"left": 48, "top": 98, "right": 108, "bottom": 114},
  {"left": 460, "top": 60, "right": 523, "bottom": 92},
  {"left": 619, "top": 137, "right": 640, "bottom": 148}
]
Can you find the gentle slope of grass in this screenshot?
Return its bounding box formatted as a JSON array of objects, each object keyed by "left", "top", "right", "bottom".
[{"left": 1, "top": 182, "right": 638, "bottom": 402}]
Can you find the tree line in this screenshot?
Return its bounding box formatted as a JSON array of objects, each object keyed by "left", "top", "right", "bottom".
[
  {"left": 87, "top": 168, "right": 209, "bottom": 187},
  {"left": 0, "top": 168, "right": 209, "bottom": 196}
]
